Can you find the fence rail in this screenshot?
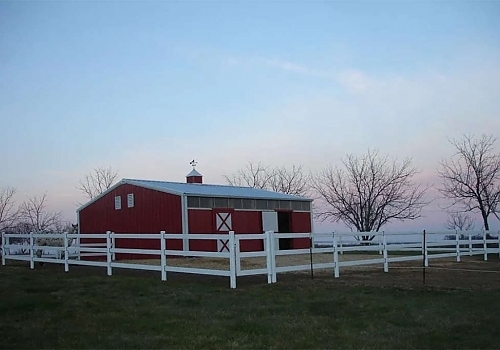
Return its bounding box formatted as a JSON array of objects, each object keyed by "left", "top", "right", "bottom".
[{"left": 1, "top": 229, "right": 499, "bottom": 288}]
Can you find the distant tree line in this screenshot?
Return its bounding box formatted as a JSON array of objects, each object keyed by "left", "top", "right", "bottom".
[
  {"left": 3, "top": 135, "right": 500, "bottom": 241},
  {"left": 0, "top": 167, "right": 119, "bottom": 236},
  {"left": 0, "top": 189, "right": 67, "bottom": 237},
  {"left": 224, "top": 134, "right": 500, "bottom": 240}
]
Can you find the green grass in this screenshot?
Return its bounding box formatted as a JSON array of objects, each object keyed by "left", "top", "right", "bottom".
[{"left": 1, "top": 260, "right": 500, "bottom": 349}]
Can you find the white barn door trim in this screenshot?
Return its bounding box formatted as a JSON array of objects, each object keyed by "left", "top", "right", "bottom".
[
  {"left": 216, "top": 212, "right": 232, "bottom": 252},
  {"left": 216, "top": 212, "right": 232, "bottom": 232},
  {"left": 262, "top": 211, "right": 279, "bottom": 250}
]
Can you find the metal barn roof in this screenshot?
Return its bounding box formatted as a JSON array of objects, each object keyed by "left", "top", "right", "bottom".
[
  {"left": 77, "top": 178, "right": 311, "bottom": 212},
  {"left": 124, "top": 179, "right": 310, "bottom": 201}
]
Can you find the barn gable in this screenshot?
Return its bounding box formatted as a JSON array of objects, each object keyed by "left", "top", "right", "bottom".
[{"left": 78, "top": 183, "right": 183, "bottom": 234}]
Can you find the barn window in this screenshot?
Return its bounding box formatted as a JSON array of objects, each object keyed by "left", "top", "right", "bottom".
[
  {"left": 268, "top": 200, "right": 278, "bottom": 210},
  {"left": 233, "top": 198, "right": 243, "bottom": 209},
  {"left": 187, "top": 196, "right": 200, "bottom": 208},
  {"left": 242, "top": 199, "right": 255, "bottom": 209},
  {"left": 127, "top": 193, "right": 134, "bottom": 208},
  {"left": 292, "top": 201, "right": 311, "bottom": 211},
  {"left": 213, "top": 197, "right": 228, "bottom": 208},
  {"left": 114, "top": 196, "right": 121, "bottom": 210},
  {"left": 199, "top": 197, "right": 213, "bottom": 208},
  {"left": 301, "top": 201, "right": 311, "bottom": 211},
  {"left": 256, "top": 200, "right": 267, "bottom": 210},
  {"left": 279, "top": 200, "right": 291, "bottom": 210}
]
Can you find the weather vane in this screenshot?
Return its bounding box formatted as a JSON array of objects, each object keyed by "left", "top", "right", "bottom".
[{"left": 190, "top": 159, "right": 198, "bottom": 169}]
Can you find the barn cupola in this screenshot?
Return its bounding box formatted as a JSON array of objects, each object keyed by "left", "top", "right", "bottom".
[{"left": 186, "top": 160, "right": 203, "bottom": 184}]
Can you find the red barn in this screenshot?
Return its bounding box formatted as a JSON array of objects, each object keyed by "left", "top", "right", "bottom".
[{"left": 77, "top": 168, "right": 313, "bottom": 259}]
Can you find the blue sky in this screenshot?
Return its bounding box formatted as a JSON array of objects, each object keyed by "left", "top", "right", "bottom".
[{"left": 1, "top": 1, "right": 499, "bottom": 231}]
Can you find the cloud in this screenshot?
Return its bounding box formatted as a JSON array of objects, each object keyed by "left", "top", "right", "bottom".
[
  {"left": 214, "top": 52, "right": 337, "bottom": 80},
  {"left": 337, "top": 69, "right": 374, "bottom": 93},
  {"left": 258, "top": 57, "right": 313, "bottom": 74}
]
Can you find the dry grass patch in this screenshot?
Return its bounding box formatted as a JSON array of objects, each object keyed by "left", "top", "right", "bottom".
[{"left": 123, "top": 252, "right": 393, "bottom": 271}]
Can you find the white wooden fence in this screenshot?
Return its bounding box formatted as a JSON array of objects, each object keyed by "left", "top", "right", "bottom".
[{"left": 1, "top": 230, "right": 499, "bottom": 288}]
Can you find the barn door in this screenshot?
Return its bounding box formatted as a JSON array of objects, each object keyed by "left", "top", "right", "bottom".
[
  {"left": 277, "top": 211, "right": 292, "bottom": 250},
  {"left": 262, "top": 211, "right": 279, "bottom": 250},
  {"left": 213, "top": 210, "right": 233, "bottom": 252}
]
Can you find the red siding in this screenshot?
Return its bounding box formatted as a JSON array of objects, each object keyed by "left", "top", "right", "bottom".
[
  {"left": 291, "top": 211, "right": 312, "bottom": 249},
  {"left": 79, "top": 184, "right": 183, "bottom": 259},
  {"left": 187, "top": 209, "right": 215, "bottom": 251},
  {"left": 233, "top": 211, "right": 263, "bottom": 251},
  {"left": 187, "top": 176, "right": 202, "bottom": 183}
]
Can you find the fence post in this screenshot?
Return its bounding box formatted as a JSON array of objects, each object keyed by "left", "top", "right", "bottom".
[
  {"left": 483, "top": 229, "right": 488, "bottom": 261},
  {"left": 235, "top": 235, "right": 241, "bottom": 278},
  {"left": 469, "top": 232, "right": 472, "bottom": 256},
  {"left": 29, "top": 232, "right": 34, "bottom": 269},
  {"left": 382, "top": 231, "right": 388, "bottom": 273},
  {"left": 497, "top": 230, "right": 500, "bottom": 258},
  {"left": 339, "top": 235, "right": 344, "bottom": 255},
  {"left": 309, "top": 231, "right": 313, "bottom": 279},
  {"left": 266, "top": 231, "right": 272, "bottom": 284},
  {"left": 64, "top": 232, "right": 69, "bottom": 272},
  {"left": 270, "top": 231, "right": 277, "bottom": 283},
  {"left": 106, "top": 231, "right": 112, "bottom": 276},
  {"left": 229, "top": 231, "right": 236, "bottom": 289},
  {"left": 423, "top": 230, "right": 428, "bottom": 268},
  {"left": 1, "top": 232, "right": 5, "bottom": 266},
  {"left": 333, "top": 232, "right": 339, "bottom": 278},
  {"left": 160, "top": 231, "right": 166, "bottom": 281},
  {"left": 378, "top": 234, "right": 383, "bottom": 255},
  {"left": 455, "top": 230, "right": 460, "bottom": 263},
  {"left": 111, "top": 234, "right": 116, "bottom": 261},
  {"left": 76, "top": 230, "right": 81, "bottom": 261}
]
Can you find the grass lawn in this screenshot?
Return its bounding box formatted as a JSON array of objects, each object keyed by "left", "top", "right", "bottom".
[{"left": 1, "top": 257, "right": 500, "bottom": 349}]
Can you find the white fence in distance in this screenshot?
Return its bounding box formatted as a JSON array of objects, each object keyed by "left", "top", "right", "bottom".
[{"left": 1, "top": 230, "right": 499, "bottom": 289}]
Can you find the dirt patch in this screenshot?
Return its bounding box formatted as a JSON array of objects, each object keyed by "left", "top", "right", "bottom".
[
  {"left": 122, "top": 253, "right": 389, "bottom": 271},
  {"left": 122, "top": 252, "right": 500, "bottom": 289}
]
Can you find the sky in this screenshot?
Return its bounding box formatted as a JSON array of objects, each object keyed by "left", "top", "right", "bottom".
[{"left": 1, "top": 1, "right": 500, "bottom": 232}]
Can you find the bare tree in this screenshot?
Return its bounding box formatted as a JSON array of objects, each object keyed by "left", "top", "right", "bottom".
[
  {"left": 224, "top": 162, "right": 310, "bottom": 196},
  {"left": 311, "top": 150, "right": 428, "bottom": 241},
  {"left": 269, "top": 165, "right": 310, "bottom": 197},
  {"left": 224, "top": 162, "right": 273, "bottom": 189},
  {"left": 493, "top": 211, "right": 500, "bottom": 224},
  {"left": 78, "top": 166, "right": 118, "bottom": 200},
  {"left": 438, "top": 134, "right": 500, "bottom": 231},
  {"left": 18, "top": 192, "right": 63, "bottom": 232},
  {"left": 0, "top": 187, "right": 18, "bottom": 232},
  {"left": 445, "top": 212, "right": 475, "bottom": 231},
  {"left": 52, "top": 219, "right": 73, "bottom": 233}
]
